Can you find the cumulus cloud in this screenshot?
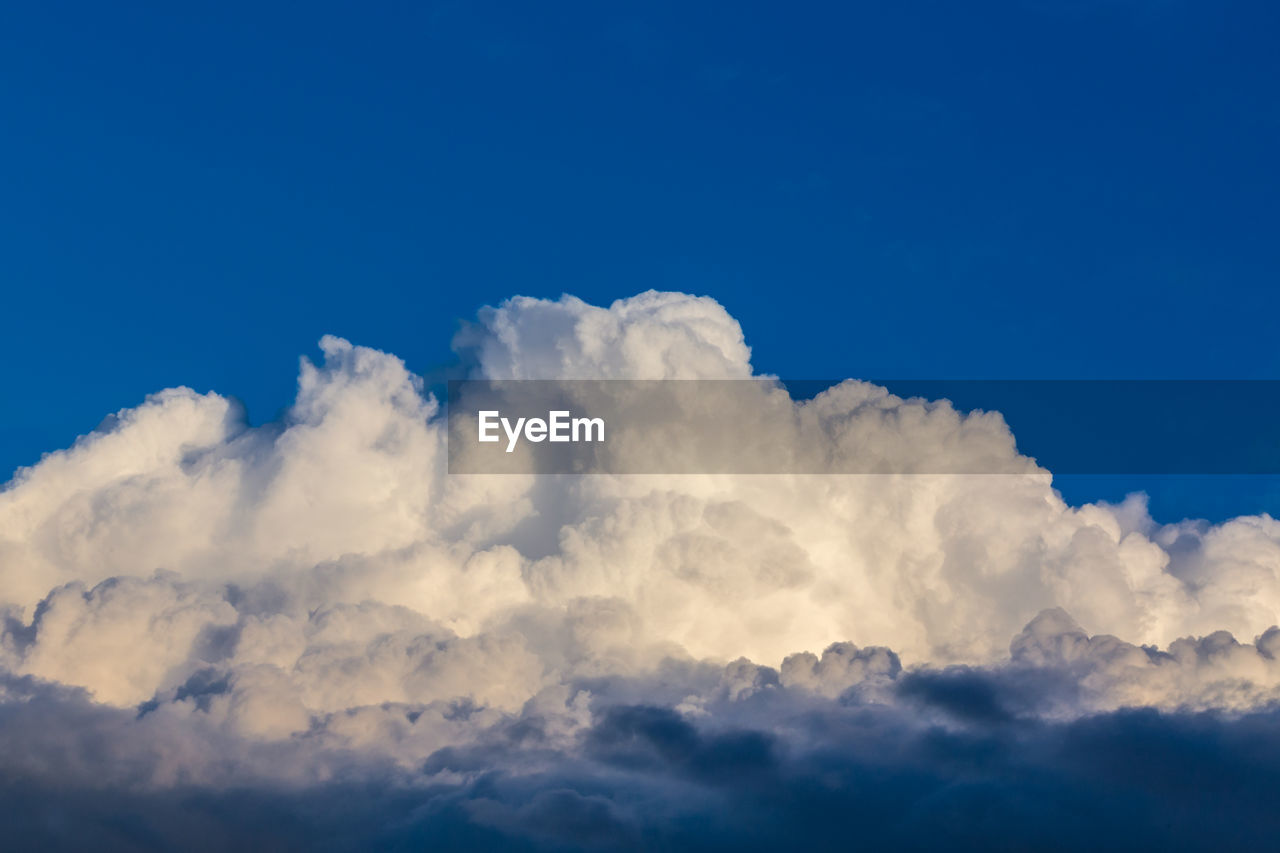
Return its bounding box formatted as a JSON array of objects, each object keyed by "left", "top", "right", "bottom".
[{"left": 2, "top": 290, "right": 1280, "bottom": 849}]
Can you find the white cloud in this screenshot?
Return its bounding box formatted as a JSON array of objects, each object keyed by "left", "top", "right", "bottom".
[{"left": 3, "top": 289, "right": 1280, "bottom": 846}]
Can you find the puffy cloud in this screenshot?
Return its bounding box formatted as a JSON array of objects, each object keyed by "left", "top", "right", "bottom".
[
  {"left": 3, "top": 572, "right": 237, "bottom": 706},
  {"left": 454, "top": 291, "right": 754, "bottom": 380},
  {"left": 3, "top": 289, "right": 1280, "bottom": 847},
  {"left": 780, "top": 641, "right": 901, "bottom": 698}
]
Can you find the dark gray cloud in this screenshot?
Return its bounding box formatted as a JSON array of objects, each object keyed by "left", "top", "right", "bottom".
[{"left": 5, "top": 653, "right": 1280, "bottom": 852}]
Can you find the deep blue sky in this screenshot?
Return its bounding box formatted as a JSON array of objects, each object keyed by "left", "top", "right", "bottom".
[{"left": 3, "top": 1, "right": 1278, "bottom": 519}]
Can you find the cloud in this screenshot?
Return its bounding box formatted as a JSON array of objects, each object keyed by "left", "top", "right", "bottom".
[
  {"left": 453, "top": 291, "right": 754, "bottom": 380},
  {"left": 2, "top": 290, "right": 1280, "bottom": 848}
]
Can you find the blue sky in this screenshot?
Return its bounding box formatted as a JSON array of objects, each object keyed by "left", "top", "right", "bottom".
[{"left": 3, "top": 1, "right": 1278, "bottom": 519}]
